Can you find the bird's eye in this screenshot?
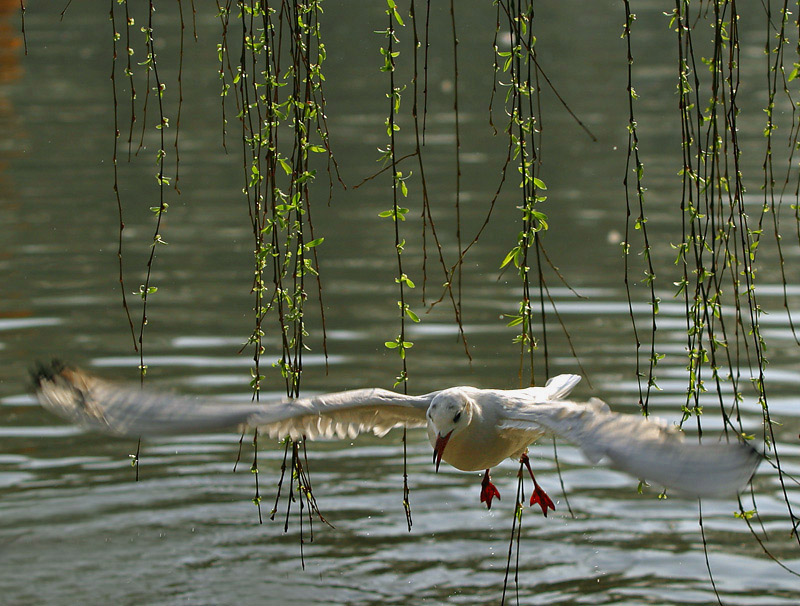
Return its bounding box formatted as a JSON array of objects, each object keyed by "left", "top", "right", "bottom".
[{"left": 453, "top": 412, "right": 462, "bottom": 423}]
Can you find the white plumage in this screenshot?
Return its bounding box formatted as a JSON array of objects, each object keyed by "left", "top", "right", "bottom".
[{"left": 33, "top": 363, "right": 759, "bottom": 506}]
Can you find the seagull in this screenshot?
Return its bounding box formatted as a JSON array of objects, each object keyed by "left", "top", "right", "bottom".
[{"left": 32, "top": 361, "right": 760, "bottom": 514}]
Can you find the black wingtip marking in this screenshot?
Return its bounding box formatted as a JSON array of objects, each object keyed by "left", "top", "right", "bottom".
[{"left": 29, "top": 358, "right": 68, "bottom": 390}]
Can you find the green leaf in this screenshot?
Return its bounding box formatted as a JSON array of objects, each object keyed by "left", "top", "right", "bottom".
[
  {"left": 278, "top": 157, "right": 292, "bottom": 175},
  {"left": 295, "top": 170, "right": 316, "bottom": 185},
  {"left": 395, "top": 274, "right": 415, "bottom": 288},
  {"left": 500, "top": 246, "right": 520, "bottom": 269}
]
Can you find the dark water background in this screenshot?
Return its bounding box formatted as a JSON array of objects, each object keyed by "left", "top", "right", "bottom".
[{"left": 1, "top": 1, "right": 799, "bottom": 604}]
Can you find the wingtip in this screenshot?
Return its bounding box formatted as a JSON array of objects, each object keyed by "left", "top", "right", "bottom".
[
  {"left": 689, "top": 440, "right": 763, "bottom": 498},
  {"left": 29, "top": 359, "right": 69, "bottom": 391}
]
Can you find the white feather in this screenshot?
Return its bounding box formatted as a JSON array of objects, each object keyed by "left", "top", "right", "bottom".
[{"left": 497, "top": 398, "right": 758, "bottom": 497}]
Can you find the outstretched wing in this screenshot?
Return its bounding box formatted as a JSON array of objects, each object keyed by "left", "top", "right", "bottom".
[
  {"left": 499, "top": 397, "right": 760, "bottom": 498},
  {"left": 246, "top": 389, "right": 432, "bottom": 440},
  {"left": 33, "top": 362, "right": 433, "bottom": 440}
]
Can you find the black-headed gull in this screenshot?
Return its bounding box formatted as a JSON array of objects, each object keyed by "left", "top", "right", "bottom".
[{"left": 33, "top": 362, "right": 760, "bottom": 514}]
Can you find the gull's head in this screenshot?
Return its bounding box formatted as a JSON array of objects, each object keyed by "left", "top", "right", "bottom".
[{"left": 427, "top": 389, "right": 473, "bottom": 472}]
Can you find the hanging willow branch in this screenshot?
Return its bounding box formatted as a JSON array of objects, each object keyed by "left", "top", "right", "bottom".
[
  {"left": 106, "top": 1, "right": 175, "bottom": 384},
  {"left": 378, "top": 0, "right": 417, "bottom": 531},
  {"left": 410, "top": 1, "right": 470, "bottom": 359},
  {"left": 223, "top": 0, "right": 333, "bottom": 553},
  {"left": 449, "top": 0, "right": 463, "bottom": 322},
  {"left": 109, "top": 0, "right": 137, "bottom": 355},
  {"left": 493, "top": 0, "right": 549, "bottom": 387},
  {"left": 663, "top": 0, "right": 799, "bottom": 545},
  {"left": 136, "top": 0, "right": 171, "bottom": 382},
  {"left": 106, "top": 0, "right": 180, "bottom": 471},
  {"left": 622, "top": 3, "right": 659, "bottom": 417}
]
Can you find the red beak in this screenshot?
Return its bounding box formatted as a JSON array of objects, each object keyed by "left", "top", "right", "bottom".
[{"left": 433, "top": 430, "right": 453, "bottom": 472}]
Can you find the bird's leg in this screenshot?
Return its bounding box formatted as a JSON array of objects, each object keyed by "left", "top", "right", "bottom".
[
  {"left": 519, "top": 452, "right": 555, "bottom": 517},
  {"left": 479, "top": 469, "right": 501, "bottom": 509}
]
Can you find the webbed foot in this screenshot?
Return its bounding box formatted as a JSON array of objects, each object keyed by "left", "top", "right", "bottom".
[{"left": 480, "top": 469, "right": 501, "bottom": 509}]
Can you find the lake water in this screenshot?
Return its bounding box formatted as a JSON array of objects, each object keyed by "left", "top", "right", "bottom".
[{"left": 1, "top": 1, "right": 799, "bottom": 604}]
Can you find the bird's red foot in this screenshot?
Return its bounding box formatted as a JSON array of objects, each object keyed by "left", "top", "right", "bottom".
[
  {"left": 480, "top": 470, "right": 501, "bottom": 510},
  {"left": 530, "top": 481, "right": 555, "bottom": 517},
  {"left": 519, "top": 452, "right": 555, "bottom": 517}
]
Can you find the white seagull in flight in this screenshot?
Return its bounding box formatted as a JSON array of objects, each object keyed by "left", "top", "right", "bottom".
[{"left": 33, "top": 362, "right": 760, "bottom": 514}]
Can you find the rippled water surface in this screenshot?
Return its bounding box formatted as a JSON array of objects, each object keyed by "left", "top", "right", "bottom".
[{"left": 2, "top": 2, "right": 800, "bottom": 605}]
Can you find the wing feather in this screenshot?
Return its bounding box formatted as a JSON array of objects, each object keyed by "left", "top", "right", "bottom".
[
  {"left": 33, "top": 363, "right": 432, "bottom": 440},
  {"left": 499, "top": 398, "right": 760, "bottom": 498},
  {"left": 247, "top": 388, "right": 432, "bottom": 440}
]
